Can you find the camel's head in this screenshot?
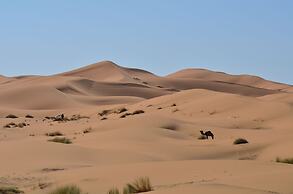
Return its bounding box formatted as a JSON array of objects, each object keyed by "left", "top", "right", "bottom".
[{"left": 200, "top": 130, "right": 204, "bottom": 135}]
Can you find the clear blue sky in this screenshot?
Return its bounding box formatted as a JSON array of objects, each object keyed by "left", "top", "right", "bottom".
[{"left": 0, "top": 0, "right": 292, "bottom": 84}]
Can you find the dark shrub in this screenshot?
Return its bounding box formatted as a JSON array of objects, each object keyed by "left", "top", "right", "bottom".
[
  {"left": 48, "top": 137, "right": 72, "bottom": 144},
  {"left": 6, "top": 114, "right": 18, "bottom": 119},
  {"left": 233, "top": 138, "right": 249, "bottom": 145}
]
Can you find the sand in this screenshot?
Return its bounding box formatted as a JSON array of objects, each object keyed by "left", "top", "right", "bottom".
[{"left": 0, "top": 61, "right": 292, "bottom": 194}]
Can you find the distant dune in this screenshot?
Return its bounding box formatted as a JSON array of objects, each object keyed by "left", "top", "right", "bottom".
[
  {"left": 0, "top": 61, "right": 288, "bottom": 110},
  {"left": 0, "top": 61, "right": 292, "bottom": 194}
]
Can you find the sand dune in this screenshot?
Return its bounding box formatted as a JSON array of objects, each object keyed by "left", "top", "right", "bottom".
[
  {"left": 168, "top": 68, "right": 292, "bottom": 92},
  {"left": 0, "top": 61, "right": 292, "bottom": 194}
]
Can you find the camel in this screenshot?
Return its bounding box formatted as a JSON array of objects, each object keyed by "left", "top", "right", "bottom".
[{"left": 200, "top": 130, "right": 214, "bottom": 139}]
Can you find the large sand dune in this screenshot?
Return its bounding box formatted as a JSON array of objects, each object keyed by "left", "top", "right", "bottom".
[{"left": 0, "top": 61, "right": 292, "bottom": 194}]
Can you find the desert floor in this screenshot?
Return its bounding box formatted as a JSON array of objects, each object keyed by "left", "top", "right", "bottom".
[{"left": 0, "top": 61, "right": 292, "bottom": 194}]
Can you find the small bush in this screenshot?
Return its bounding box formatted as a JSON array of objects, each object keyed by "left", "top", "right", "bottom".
[
  {"left": 233, "top": 138, "right": 249, "bottom": 145},
  {"left": 6, "top": 114, "right": 18, "bottom": 119},
  {"left": 0, "top": 186, "right": 24, "bottom": 194},
  {"left": 46, "top": 131, "right": 64, "bottom": 137},
  {"left": 49, "top": 185, "right": 81, "bottom": 194},
  {"left": 115, "top": 108, "right": 128, "bottom": 114},
  {"left": 107, "top": 187, "right": 120, "bottom": 194},
  {"left": 276, "top": 157, "right": 293, "bottom": 164},
  {"left": 70, "top": 114, "right": 90, "bottom": 121},
  {"left": 3, "top": 122, "right": 17, "bottom": 128},
  {"left": 132, "top": 110, "right": 145, "bottom": 115},
  {"left": 123, "top": 177, "right": 153, "bottom": 194},
  {"left": 48, "top": 137, "right": 72, "bottom": 144},
  {"left": 83, "top": 127, "right": 92, "bottom": 134},
  {"left": 98, "top": 110, "right": 111, "bottom": 117},
  {"left": 120, "top": 113, "right": 132, "bottom": 118},
  {"left": 17, "top": 123, "right": 26, "bottom": 128},
  {"left": 25, "top": 114, "right": 34, "bottom": 118}
]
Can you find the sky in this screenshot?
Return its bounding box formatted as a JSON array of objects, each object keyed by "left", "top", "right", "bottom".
[{"left": 0, "top": 0, "right": 292, "bottom": 84}]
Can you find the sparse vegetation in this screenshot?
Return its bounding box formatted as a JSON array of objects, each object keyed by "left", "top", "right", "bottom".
[
  {"left": 233, "top": 138, "right": 249, "bottom": 145},
  {"left": 132, "top": 110, "right": 145, "bottom": 115},
  {"left": 116, "top": 108, "right": 128, "bottom": 114},
  {"left": 120, "top": 113, "right": 132, "bottom": 118},
  {"left": 17, "top": 123, "right": 26, "bottom": 128},
  {"left": 25, "top": 114, "right": 34, "bottom": 118},
  {"left": 70, "top": 114, "right": 90, "bottom": 121},
  {"left": 46, "top": 131, "right": 64, "bottom": 137},
  {"left": 48, "top": 137, "right": 72, "bottom": 144},
  {"left": 107, "top": 187, "right": 120, "bottom": 194},
  {"left": 123, "top": 177, "right": 153, "bottom": 194},
  {"left": 6, "top": 114, "right": 18, "bottom": 119},
  {"left": 276, "top": 157, "right": 293, "bottom": 164},
  {"left": 4, "top": 122, "right": 27, "bottom": 128},
  {"left": 48, "top": 185, "right": 82, "bottom": 194},
  {"left": 0, "top": 186, "right": 24, "bottom": 194},
  {"left": 120, "top": 110, "right": 145, "bottom": 118},
  {"left": 3, "top": 122, "right": 17, "bottom": 128},
  {"left": 99, "top": 108, "right": 128, "bottom": 117},
  {"left": 83, "top": 127, "right": 92, "bottom": 134},
  {"left": 99, "top": 110, "right": 111, "bottom": 117}
]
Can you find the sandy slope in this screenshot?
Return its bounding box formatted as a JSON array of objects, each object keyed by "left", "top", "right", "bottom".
[
  {"left": 167, "top": 68, "right": 292, "bottom": 92},
  {"left": 0, "top": 62, "right": 292, "bottom": 194}
]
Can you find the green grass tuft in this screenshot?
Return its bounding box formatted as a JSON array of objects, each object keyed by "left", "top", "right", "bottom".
[{"left": 49, "top": 185, "right": 82, "bottom": 194}]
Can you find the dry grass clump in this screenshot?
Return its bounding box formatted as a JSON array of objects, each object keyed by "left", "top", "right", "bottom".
[
  {"left": 4, "top": 122, "right": 17, "bottom": 128},
  {"left": 48, "top": 185, "right": 82, "bottom": 194},
  {"left": 107, "top": 187, "right": 120, "bottom": 194},
  {"left": 83, "top": 127, "right": 92, "bottom": 134},
  {"left": 99, "top": 108, "right": 128, "bottom": 117},
  {"left": 17, "top": 123, "right": 26, "bottom": 128},
  {"left": 46, "top": 131, "right": 64, "bottom": 137},
  {"left": 6, "top": 114, "right": 18, "bottom": 119},
  {"left": 0, "top": 186, "right": 24, "bottom": 194},
  {"left": 48, "top": 137, "right": 72, "bottom": 144},
  {"left": 233, "top": 138, "right": 249, "bottom": 145},
  {"left": 70, "top": 114, "right": 90, "bottom": 121},
  {"left": 3, "top": 122, "right": 27, "bottom": 128},
  {"left": 132, "top": 110, "right": 145, "bottom": 115},
  {"left": 276, "top": 157, "right": 293, "bottom": 164},
  {"left": 123, "top": 177, "right": 153, "bottom": 194},
  {"left": 25, "top": 114, "right": 34, "bottom": 118},
  {"left": 120, "top": 113, "right": 132, "bottom": 118}
]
